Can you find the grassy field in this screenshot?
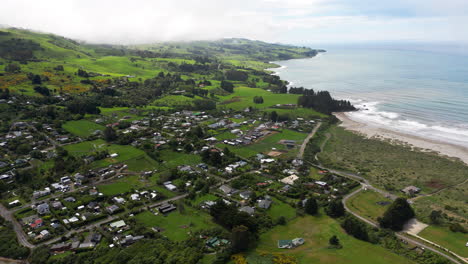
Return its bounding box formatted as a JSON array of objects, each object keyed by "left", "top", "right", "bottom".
[
  {"left": 135, "top": 206, "right": 214, "bottom": 241},
  {"left": 220, "top": 129, "right": 308, "bottom": 159},
  {"left": 62, "top": 120, "right": 105, "bottom": 137},
  {"left": 418, "top": 225, "right": 467, "bottom": 257},
  {"left": 155, "top": 150, "right": 202, "bottom": 171},
  {"left": 64, "top": 139, "right": 158, "bottom": 171},
  {"left": 218, "top": 87, "right": 299, "bottom": 111},
  {"left": 249, "top": 214, "right": 416, "bottom": 264},
  {"left": 319, "top": 126, "right": 468, "bottom": 223},
  {"left": 192, "top": 194, "right": 219, "bottom": 205},
  {"left": 266, "top": 198, "right": 296, "bottom": 221},
  {"left": 346, "top": 190, "right": 392, "bottom": 221},
  {"left": 98, "top": 175, "right": 143, "bottom": 196}
]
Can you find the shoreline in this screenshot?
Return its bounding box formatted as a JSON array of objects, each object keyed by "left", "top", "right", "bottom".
[{"left": 334, "top": 112, "right": 468, "bottom": 165}]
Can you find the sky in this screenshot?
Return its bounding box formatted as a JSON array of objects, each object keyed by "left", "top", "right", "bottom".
[{"left": 1, "top": 0, "right": 468, "bottom": 45}]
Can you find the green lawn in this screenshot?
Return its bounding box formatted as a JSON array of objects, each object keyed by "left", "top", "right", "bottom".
[
  {"left": 266, "top": 198, "right": 296, "bottom": 221},
  {"left": 346, "top": 190, "right": 392, "bottom": 221},
  {"left": 419, "top": 225, "right": 467, "bottom": 257},
  {"left": 64, "top": 139, "right": 158, "bottom": 171},
  {"left": 135, "top": 207, "right": 214, "bottom": 241},
  {"left": 156, "top": 150, "right": 202, "bottom": 171},
  {"left": 193, "top": 194, "right": 219, "bottom": 205},
  {"left": 62, "top": 120, "right": 105, "bottom": 137},
  {"left": 249, "top": 214, "right": 416, "bottom": 264},
  {"left": 99, "top": 179, "right": 136, "bottom": 196}
]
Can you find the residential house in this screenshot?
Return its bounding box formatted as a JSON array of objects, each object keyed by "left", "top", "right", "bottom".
[
  {"left": 239, "top": 206, "right": 255, "bottom": 215},
  {"left": 36, "top": 203, "right": 50, "bottom": 215}
]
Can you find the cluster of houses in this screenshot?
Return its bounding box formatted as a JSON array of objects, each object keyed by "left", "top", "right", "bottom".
[{"left": 50, "top": 233, "right": 102, "bottom": 253}]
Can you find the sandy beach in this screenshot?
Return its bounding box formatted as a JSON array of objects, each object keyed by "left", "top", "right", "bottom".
[{"left": 334, "top": 112, "right": 468, "bottom": 165}]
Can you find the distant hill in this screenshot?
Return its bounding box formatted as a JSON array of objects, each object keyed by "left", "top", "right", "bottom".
[{"left": 0, "top": 28, "right": 322, "bottom": 96}]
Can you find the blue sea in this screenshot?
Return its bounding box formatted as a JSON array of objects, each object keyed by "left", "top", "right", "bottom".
[{"left": 273, "top": 44, "right": 468, "bottom": 148}]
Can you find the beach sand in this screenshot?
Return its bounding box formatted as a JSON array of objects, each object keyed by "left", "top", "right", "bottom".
[{"left": 334, "top": 112, "right": 468, "bottom": 165}]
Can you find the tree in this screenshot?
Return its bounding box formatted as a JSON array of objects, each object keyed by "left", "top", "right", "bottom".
[
  {"left": 326, "top": 200, "right": 345, "bottom": 218},
  {"left": 32, "top": 74, "right": 42, "bottom": 85},
  {"left": 4, "top": 63, "right": 21, "bottom": 73},
  {"left": 378, "top": 198, "right": 415, "bottom": 231},
  {"left": 277, "top": 216, "right": 287, "bottom": 225},
  {"left": 429, "top": 210, "right": 443, "bottom": 225},
  {"left": 304, "top": 198, "right": 318, "bottom": 215},
  {"left": 253, "top": 96, "right": 264, "bottom": 104},
  {"left": 341, "top": 215, "right": 369, "bottom": 241},
  {"left": 231, "top": 225, "right": 251, "bottom": 253},
  {"left": 270, "top": 111, "right": 278, "bottom": 122},
  {"left": 104, "top": 126, "right": 117, "bottom": 142},
  {"left": 220, "top": 80, "right": 234, "bottom": 93},
  {"left": 328, "top": 235, "right": 341, "bottom": 248}
]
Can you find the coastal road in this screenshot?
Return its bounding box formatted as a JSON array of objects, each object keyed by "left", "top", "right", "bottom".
[{"left": 313, "top": 126, "right": 465, "bottom": 263}]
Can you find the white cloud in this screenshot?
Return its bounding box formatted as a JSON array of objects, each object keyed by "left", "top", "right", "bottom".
[{"left": 0, "top": 0, "right": 467, "bottom": 44}]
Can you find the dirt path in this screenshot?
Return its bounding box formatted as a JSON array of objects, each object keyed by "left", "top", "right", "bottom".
[
  {"left": 297, "top": 122, "right": 322, "bottom": 159},
  {"left": 410, "top": 178, "right": 468, "bottom": 202}
]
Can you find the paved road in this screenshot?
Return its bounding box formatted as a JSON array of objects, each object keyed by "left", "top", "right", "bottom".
[
  {"left": 342, "top": 185, "right": 463, "bottom": 264},
  {"left": 0, "top": 204, "right": 34, "bottom": 248},
  {"left": 297, "top": 122, "right": 322, "bottom": 159},
  {"left": 314, "top": 128, "right": 465, "bottom": 264}
]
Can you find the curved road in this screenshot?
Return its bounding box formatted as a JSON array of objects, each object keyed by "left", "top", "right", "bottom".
[
  {"left": 0, "top": 204, "right": 34, "bottom": 248},
  {"left": 343, "top": 185, "right": 463, "bottom": 264},
  {"left": 313, "top": 127, "right": 465, "bottom": 264}
]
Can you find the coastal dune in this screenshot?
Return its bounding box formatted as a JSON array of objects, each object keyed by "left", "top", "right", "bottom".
[{"left": 335, "top": 112, "right": 468, "bottom": 165}]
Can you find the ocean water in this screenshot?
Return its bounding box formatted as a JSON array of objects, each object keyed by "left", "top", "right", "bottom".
[{"left": 272, "top": 46, "right": 468, "bottom": 148}]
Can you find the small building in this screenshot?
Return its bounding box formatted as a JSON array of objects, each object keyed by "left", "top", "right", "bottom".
[
  {"left": 50, "top": 242, "right": 71, "bottom": 253},
  {"left": 219, "top": 185, "right": 234, "bottom": 195},
  {"left": 110, "top": 220, "right": 126, "bottom": 229},
  {"left": 106, "top": 205, "right": 120, "bottom": 214},
  {"left": 163, "top": 181, "right": 177, "bottom": 191},
  {"left": 158, "top": 203, "right": 176, "bottom": 214},
  {"left": 258, "top": 197, "right": 273, "bottom": 209},
  {"left": 239, "top": 190, "right": 253, "bottom": 200},
  {"left": 278, "top": 238, "right": 304, "bottom": 249},
  {"left": 36, "top": 203, "right": 50, "bottom": 215},
  {"left": 402, "top": 186, "right": 421, "bottom": 196},
  {"left": 239, "top": 206, "right": 255, "bottom": 215}
]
